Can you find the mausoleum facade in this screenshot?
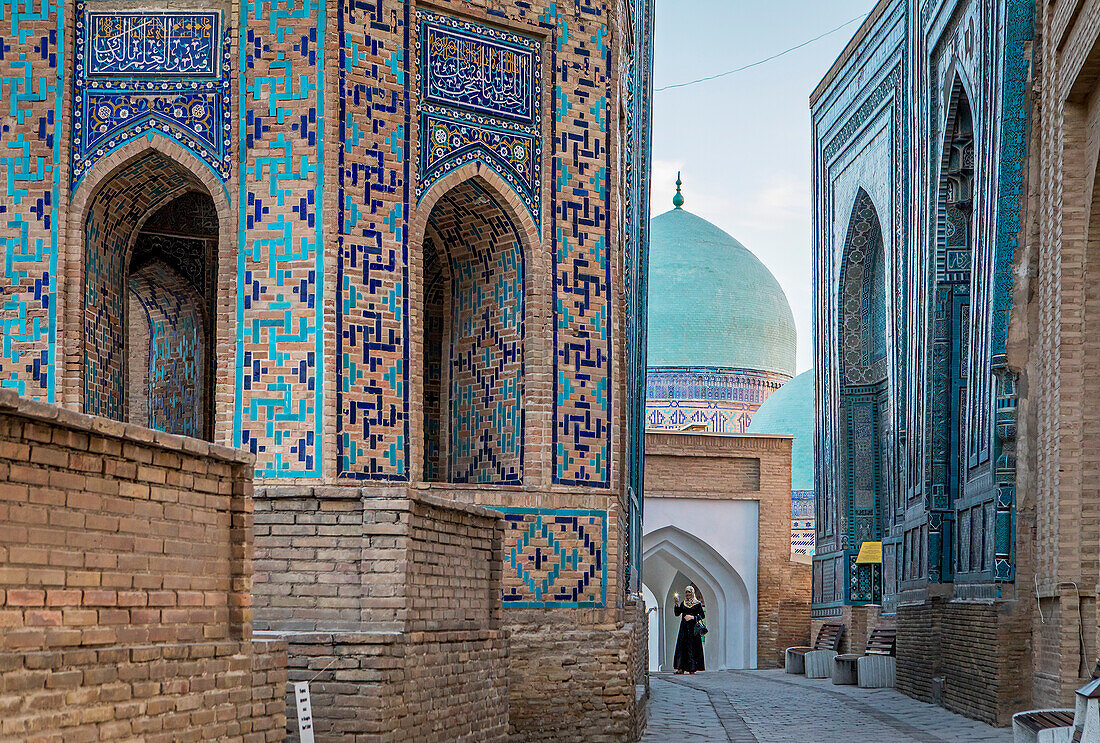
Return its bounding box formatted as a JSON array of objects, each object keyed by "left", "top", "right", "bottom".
[{"left": 0, "top": 0, "right": 654, "bottom": 739}]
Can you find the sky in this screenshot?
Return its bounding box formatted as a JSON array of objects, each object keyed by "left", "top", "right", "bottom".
[{"left": 649, "top": 0, "right": 879, "bottom": 373}]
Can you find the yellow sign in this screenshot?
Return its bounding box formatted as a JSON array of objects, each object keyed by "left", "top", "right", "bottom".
[{"left": 855, "top": 541, "right": 882, "bottom": 564}]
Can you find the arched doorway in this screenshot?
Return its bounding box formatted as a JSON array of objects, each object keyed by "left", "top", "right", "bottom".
[
  {"left": 642, "top": 583, "right": 660, "bottom": 671},
  {"left": 837, "top": 188, "right": 889, "bottom": 603},
  {"left": 80, "top": 149, "right": 219, "bottom": 440},
  {"left": 643, "top": 525, "right": 752, "bottom": 671},
  {"left": 419, "top": 178, "right": 525, "bottom": 484}
]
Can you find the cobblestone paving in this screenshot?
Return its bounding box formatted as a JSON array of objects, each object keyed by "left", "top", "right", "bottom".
[{"left": 642, "top": 670, "right": 1014, "bottom": 742}]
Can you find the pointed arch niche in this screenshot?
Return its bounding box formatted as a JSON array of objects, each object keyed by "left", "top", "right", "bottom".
[
  {"left": 413, "top": 172, "right": 534, "bottom": 484},
  {"left": 71, "top": 141, "right": 230, "bottom": 441},
  {"left": 926, "top": 80, "right": 975, "bottom": 583},
  {"left": 837, "top": 188, "right": 889, "bottom": 603}
]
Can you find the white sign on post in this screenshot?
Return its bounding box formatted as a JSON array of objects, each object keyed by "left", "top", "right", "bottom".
[{"left": 293, "top": 681, "right": 315, "bottom": 743}]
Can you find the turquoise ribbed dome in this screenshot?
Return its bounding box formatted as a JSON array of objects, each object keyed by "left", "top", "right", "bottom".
[
  {"left": 747, "top": 370, "right": 814, "bottom": 490},
  {"left": 647, "top": 206, "right": 796, "bottom": 376}
]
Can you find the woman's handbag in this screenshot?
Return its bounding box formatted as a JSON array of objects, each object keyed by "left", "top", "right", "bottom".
[{"left": 694, "top": 619, "right": 708, "bottom": 638}]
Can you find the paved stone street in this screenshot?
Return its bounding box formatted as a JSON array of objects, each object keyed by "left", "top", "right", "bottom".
[{"left": 643, "top": 671, "right": 1014, "bottom": 742}]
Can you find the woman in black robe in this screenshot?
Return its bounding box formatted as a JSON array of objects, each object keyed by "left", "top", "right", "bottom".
[{"left": 673, "top": 585, "right": 705, "bottom": 674}]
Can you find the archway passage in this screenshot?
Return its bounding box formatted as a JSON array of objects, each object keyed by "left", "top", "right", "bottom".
[
  {"left": 421, "top": 179, "right": 525, "bottom": 484},
  {"left": 642, "top": 525, "right": 753, "bottom": 671},
  {"left": 83, "top": 151, "right": 218, "bottom": 440}
]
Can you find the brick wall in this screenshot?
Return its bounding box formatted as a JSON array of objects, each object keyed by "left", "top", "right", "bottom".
[
  {"left": 896, "top": 598, "right": 1030, "bottom": 726},
  {"left": 1030, "top": 0, "right": 1100, "bottom": 718},
  {"left": 0, "top": 389, "right": 286, "bottom": 740},
  {"left": 277, "top": 631, "right": 509, "bottom": 743},
  {"left": 505, "top": 608, "right": 646, "bottom": 743},
  {"left": 253, "top": 487, "right": 510, "bottom": 741}
]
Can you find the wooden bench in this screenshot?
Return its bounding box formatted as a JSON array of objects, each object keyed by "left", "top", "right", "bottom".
[
  {"left": 831, "top": 627, "right": 896, "bottom": 687},
  {"left": 785, "top": 623, "right": 844, "bottom": 677},
  {"left": 1011, "top": 709, "right": 1074, "bottom": 743}
]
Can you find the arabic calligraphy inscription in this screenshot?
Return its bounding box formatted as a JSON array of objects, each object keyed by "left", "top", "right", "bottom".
[
  {"left": 87, "top": 13, "right": 219, "bottom": 76},
  {"left": 424, "top": 24, "right": 535, "bottom": 123}
]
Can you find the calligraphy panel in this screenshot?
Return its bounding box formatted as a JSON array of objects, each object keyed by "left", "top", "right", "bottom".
[
  {"left": 71, "top": 5, "right": 232, "bottom": 185},
  {"left": 86, "top": 13, "right": 219, "bottom": 77},
  {"left": 413, "top": 10, "right": 543, "bottom": 225},
  {"left": 422, "top": 22, "right": 536, "bottom": 124}
]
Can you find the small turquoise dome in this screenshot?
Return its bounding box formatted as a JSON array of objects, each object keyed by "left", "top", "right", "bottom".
[
  {"left": 647, "top": 202, "right": 796, "bottom": 376},
  {"left": 747, "top": 370, "right": 815, "bottom": 490}
]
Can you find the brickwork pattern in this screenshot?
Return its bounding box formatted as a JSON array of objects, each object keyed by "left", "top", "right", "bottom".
[
  {"left": 276, "top": 631, "right": 508, "bottom": 743},
  {"left": 253, "top": 488, "right": 509, "bottom": 740},
  {"left": 1031, "top": 0, "right": 1100, "bottom": 714},
  {"left": 506, "top": 610, "right": 645, "bottom": 743},
  {"left": 896, "top": 599, "right": 1030, "bottom": 726},
  {"left": 0, "top": 389, "right": 286, "bottom": 741},
  {"left": 1, "top": 640, "right": 287, "bottom": 742}
]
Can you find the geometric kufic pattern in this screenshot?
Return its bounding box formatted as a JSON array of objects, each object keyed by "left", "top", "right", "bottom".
[
  {"left": 0, "top": 0, "right": 64, "bottom": 401},
  {"left": 335, "top": 0, "right": 410, "bottom": 480},
  {"left": 235, "top": 0, "right": 325, "bottom": 476},
  {"left": 542, "top": 4, "right": 613, "bottom": 487},
  {"left": 499, "top": 507, "right": 606, "bottom": 608},
  {"left": 72, "top": 7, "right": 232, "bottom": 185},
  {"left": 414, "top": 10, "right": 543, "bottom": 224}
]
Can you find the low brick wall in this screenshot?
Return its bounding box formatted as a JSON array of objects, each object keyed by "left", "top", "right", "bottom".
[
  {"left": 268, "top": 630, "right": 508, "bottom": 742},
  {"left": 0, "top": 389, "right": 286, "bottom": 741},
  {"left": 254, "top": 487, "right": 509, "bottom": 741},
  {"left": 506, "top": 607, "right": 646, "bottom": 743},
  {"left": 896, "top": 598, "right": 1030, "bottom": 726}
]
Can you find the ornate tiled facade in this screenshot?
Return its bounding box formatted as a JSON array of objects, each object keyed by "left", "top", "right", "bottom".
[
  {"left": 811, "top": 0, "right": 1035, "bottom": 723},
  {"left": 813, "top": 0, "right": 1031, "bottom": 612},
  {"left": 792, "top": 490, "right": 815, "bottom": 556},
  {"left": 0, "top": 0, "right": 652, "bottom": 738},
  {"left": 500, "top": 507, "right": 606, "bottom": 608},
  {"left": 645, "top": 367, "right": 790, "bottom": 433}
]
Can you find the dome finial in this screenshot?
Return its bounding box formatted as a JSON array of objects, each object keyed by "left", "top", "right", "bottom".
[{"left": 673, "top": 172, "right": 684, "bottom": 209}]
